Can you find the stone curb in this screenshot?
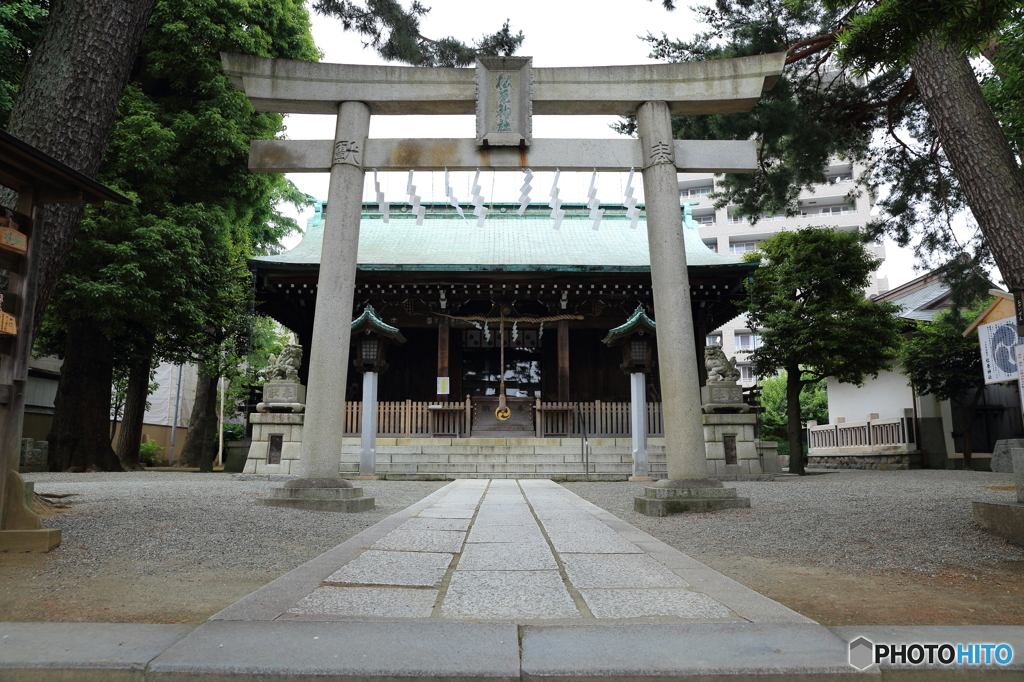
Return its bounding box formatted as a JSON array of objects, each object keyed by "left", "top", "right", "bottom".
[{"left": 4, "top": 621, "right": 1024, "bottom": 680}]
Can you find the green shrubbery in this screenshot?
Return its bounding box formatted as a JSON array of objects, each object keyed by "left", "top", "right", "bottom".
[
  {"left": 223, "top": 423, "right": 246, "bottom": 441},
  {"left": 138, "top": 440, "right": 163, "bottom": 467}
]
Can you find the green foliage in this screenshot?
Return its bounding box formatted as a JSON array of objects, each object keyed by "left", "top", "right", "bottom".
[
  {"left": 758, "top": 372, "right": 828, "bottom": 442},
  {"left": 222, "top": 422, "right": 246, "bottom": 441},
  {"left": 313, "top": 0, "right": 523, "bottom": 66},
  {"left": 745, "top": 227, "right": 904, "bottom": 384},
  {"left": 825, "top": 0, "right": 1018, "bottom": 72},
  {"left": 36, "top": 0, "right": 318, "bottom": 384},
  {"left": 900, "top": 303, "right": 987, "bottom": 404},
  {"left": 138, "top": 439, "right": 164, "bottom": 466},
  {"left": 980, "top": 7, "right": 1024, "bottom": 161},
  {"left": 633, "top": 0, "right": 1018, "bottom": 293},
  {"left": 0, "top": 0, "right": 47, "bottom": 128}
]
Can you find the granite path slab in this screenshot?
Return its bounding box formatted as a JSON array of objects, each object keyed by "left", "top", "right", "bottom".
[{"left": 212, "top": 478, "right": 809, "bottom": 624}]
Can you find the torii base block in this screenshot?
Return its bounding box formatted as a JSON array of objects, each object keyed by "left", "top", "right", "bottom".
[
  {"left": 634, "top": 479, "right": 750, "bottom": 517},
  {"left": 260, "top": 478, "right": 375, "bottom": 513}
]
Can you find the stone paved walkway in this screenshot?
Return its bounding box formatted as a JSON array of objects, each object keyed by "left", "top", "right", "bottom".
[{"left": 216, "top": 479, "right": 807, "bottom": 624}]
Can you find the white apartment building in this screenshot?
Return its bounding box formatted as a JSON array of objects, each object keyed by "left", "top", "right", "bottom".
[{"left": 683, "top": 162, "right": 889, "bottom": 385}]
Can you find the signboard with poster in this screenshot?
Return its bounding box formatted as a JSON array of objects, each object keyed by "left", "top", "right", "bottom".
[{"left": 978, "top": 318, "right": 1023, "bottom": 384}]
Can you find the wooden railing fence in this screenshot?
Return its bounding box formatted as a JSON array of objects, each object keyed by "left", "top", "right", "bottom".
[
  {"left": 342, "top": 399, "right": 665, "bottom": 437},
  {"left": 808, "top": 415, "right": 913, "bottom": 451}
]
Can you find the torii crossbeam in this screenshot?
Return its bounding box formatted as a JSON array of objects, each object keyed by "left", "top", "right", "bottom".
[{"left": 222, "top": 51, "right": 786, "bottom": 507}]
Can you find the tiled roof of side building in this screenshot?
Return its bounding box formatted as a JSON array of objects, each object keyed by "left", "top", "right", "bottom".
[
  {"left": 251, "top": 202, "right": 751, "bottom": 272},
  {"left": 873, "top": 271, "right": 951, "bottom": 322}
]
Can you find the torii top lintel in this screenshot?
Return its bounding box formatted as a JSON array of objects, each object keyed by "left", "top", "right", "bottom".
[{"left": 220, "top": 52, "right": 786, "bottom": 118}]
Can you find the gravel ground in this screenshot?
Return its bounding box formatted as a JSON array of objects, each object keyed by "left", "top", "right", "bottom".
[
  {"left": 21, "top": 473, "right": 446, "bottom": 584},
  {"left": 22, "top": 468, "right": 1020, "bottom": 581},
  {"left": 6, "top": 469, "right": 1022, "bottom": 625},
  {"left": 564, "top": 469, "right": 1023, "bottom": 577}
]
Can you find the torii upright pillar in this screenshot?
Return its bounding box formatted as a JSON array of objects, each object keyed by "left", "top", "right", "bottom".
[{"left": 632, "top": 101, "right": 750, "bottom": 514}]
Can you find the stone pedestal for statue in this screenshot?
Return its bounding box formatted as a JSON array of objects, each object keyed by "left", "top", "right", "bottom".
[
  {"left": 700, "top": 381, "right": 772, "bottom": 481},
  {"left": 249, "top": 341, "right": 374, "bottom": 511},
  {"left": 19, "top": 438, "right": 47, "bottom": 473},
  {"left": 256, "top": 381, "right": 306, "bottom": 414},
  {"left": 972, "top": 448, "right": 1024, "bottom": 546}
]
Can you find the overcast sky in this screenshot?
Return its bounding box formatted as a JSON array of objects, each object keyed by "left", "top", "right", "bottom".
[{"left": 276, "top": 0, "right": 924, "bottom": 289}]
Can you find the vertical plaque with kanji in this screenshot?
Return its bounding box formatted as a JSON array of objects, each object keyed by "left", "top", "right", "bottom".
[{"left": 475, "top": 56, "right": 532, "bottom": 147}]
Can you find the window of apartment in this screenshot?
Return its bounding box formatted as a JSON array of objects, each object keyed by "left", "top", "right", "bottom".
[
  {"left": 738, "top": 364, "right": 756, "bottom": 382},
  {"left": 803, "top": 204, "right": 854, "bottom": 217},
  {"left": 706, "top": 334, "right": 722, "bottom": 347},
  {"left": 826, "top": 172, "right": 853, "bottom": 183},
  {"left": 734, "top": 332, "right": 761, "bottom": 350},
  {"left": 681, "top": 186, "right": 712, "bottom": 197},
  {"left": 729, "top": 241, "right": 759, "bottom": 255},
  {"left": 702, "top": 240, "right": 718, "bottom": 253},
  {"left": 726, "top": 208, "right": 747, "bottom": 224},
  {"left": 694, "top": 214, "right": 715, "bottom": 224}
]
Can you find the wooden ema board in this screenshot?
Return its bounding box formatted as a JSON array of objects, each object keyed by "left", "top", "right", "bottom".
[
  {"left": 0, "top": 225, "right": 26, "bottom": 255},
  {"left": 0, "top": 311, "right": 14, "bottom": 336}
]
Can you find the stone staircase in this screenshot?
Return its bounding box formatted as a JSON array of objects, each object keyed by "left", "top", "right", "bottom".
[{"left": 339, "top": 437, "right": 667, "bottom": 480}]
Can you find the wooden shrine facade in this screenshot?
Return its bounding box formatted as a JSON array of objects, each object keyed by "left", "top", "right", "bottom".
[{"left": 251, "top": 200, "right": 756, "bottom": 432}]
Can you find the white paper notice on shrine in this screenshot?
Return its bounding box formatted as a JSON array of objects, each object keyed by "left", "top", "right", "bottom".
[{"left": 978, "top": 319, "right": 1023, "bottom": 384}]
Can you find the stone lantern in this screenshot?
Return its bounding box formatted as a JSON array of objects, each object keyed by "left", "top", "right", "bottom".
[
  {"left": 350, "top": 305, "right": 406, "bottom": 477},
  {"left": 602, "top": 305, "right": 657, "bottom": 479}
]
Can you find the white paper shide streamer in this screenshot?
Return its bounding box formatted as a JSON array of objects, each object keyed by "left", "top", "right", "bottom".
[
  {"left": 587, "top": 170, "right": 604, "bottom": 231},
  {"left": 471, "top": 170, "right": 488, "bottom": 227},
  {"left": 548, "top": 170, "right": 565, "bottom": 229},
  {"left": 407, "top": 170, "right": 425, "bottom": 225},
  {"left": 517, "top": 169, "right": 533, "bottom": 216},
  {"left": 623, "top": 168, "right": 640, "bottom": 229},
  {"left": 444, "top": 169, "right": 465, "bottom": 219},
  {"left": 373, "top": 170, "right": 390, "bottom": 223}
]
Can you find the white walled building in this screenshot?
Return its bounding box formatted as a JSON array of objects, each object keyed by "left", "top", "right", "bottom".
[{"left": 686, "top": 162, "right": 888, "bottom": 384}]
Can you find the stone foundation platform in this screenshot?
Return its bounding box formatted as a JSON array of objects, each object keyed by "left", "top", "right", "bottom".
[
  {"left": 634, "top": 479, "right": 750, "bottom": 516},
  {"left": 259, "top": 479, "right": 375, "bottom": 513},
  {"left": 972, "top": 500, "right": 1024, "bottom": 546},
  {"left": 807, "top": 453, "right": 920, "bottom": 470}
]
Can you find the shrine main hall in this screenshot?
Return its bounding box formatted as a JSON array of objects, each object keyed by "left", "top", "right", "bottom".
[{"left": 249, "top": 199, "right": 756, "bottom": 445}]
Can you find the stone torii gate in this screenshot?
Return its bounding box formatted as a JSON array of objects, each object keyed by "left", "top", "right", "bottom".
[{"left": 222, "top": 51, "right": 785, "bottom": 512}]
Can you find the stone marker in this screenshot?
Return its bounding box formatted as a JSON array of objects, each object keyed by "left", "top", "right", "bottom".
[
  {"left": 990, "top": 438, "right": 1024, "bottom": 473},
  {"left": 971, "top": 447, "right": 1024, "bottom": 546}
]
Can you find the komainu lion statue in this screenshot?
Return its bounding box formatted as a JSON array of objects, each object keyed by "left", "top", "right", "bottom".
[
  {"left": 265, "top": 342, "right": 302, "bottom": 382},
  {"left": 704, "top": 345, "right": 740, "bottom": 382}
]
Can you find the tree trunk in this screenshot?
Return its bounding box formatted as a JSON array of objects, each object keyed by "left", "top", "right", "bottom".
[
  {"left": 115, "top": 351, "right": 153, "bottom": 471},
  {"left": 958, "top": 386, "right": 986, "bottom": 471},
  {"left": 912, "top": 38, "right": 1024, "bottom": 292},
  {"left": 785, "top": 365, "right": 806, "bottom": 475},
  {"left": 5, "top": 0, "right": 158, "bottom": 332},
  {"left": 46, "top": 318, "right": 122, "bottom": 472},
  {"left": 177, "top": 364, "right": 219, "bottom": 471}
]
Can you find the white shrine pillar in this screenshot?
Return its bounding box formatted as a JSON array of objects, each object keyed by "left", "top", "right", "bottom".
[
  {"left": 629, "top": 372, "right": 649, "bottom": 479},
  {"left": 359, "top": 371, "right": 378, "bottom": 477},
  {"left": 636, "top": 100, "right": 708, "bottom": 482},
  {"left": 298, "top": 101, "right": 370, "bottom": 481}
]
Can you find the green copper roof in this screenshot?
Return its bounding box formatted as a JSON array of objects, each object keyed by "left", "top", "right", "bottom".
[
  {"left": 602, "top": 305, "right": 657, "bottom": 346},
  {"left": 252, "top": 202, "right": 749, "bottom": 273},
  {"left": 351, "top": 304, "right": 406, "bottom": 343}
]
